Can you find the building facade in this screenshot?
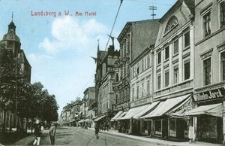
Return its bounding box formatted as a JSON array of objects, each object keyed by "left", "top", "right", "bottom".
[
  {"left": 144, "top": 0, "right": 195, "bottom": 139},
  {"left": 187, "top": 0, "right": 225, "bottom": 143},
  {"left": 94, "top": 41, "right": 120, "bottom": 127},
  {"left": 112, "top": 20, "right": 160, "bottom": 135}
]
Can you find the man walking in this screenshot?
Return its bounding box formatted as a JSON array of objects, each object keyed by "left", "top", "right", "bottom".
[
  {"left": 95, "top": 123, "right": 99, "bottom": 139},
  {"left": 49, "top": 123, "right": 57, "bottom": 145}
]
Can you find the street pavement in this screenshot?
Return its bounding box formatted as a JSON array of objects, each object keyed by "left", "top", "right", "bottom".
[{"left": 7, "top": 126, "right": 224, "bottom": 146}]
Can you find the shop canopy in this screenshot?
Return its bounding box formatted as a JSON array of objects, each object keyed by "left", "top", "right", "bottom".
[
  {"left": 114, "top": 112, "right": 127, "bottom": 121},
  {"left": 133, "top": 101, "right": 159, "bottom": 119},
  {"left": 185, "top": 103, "right": 222, "bottom": 118},
  {"left": 166, "top": 96, "right": 192, "bottom": 118},
  {"left": 111, "top": 111, "right": 123, "bottom": 121},
  {"left": 141, "top": 94, "right": 191, "bottom": 118},
  {"left": 117, "top": 104, "right": 150, "bottom": 120},
  {"left": 94, "top": 115, "right": 106, "bottom": 122}
]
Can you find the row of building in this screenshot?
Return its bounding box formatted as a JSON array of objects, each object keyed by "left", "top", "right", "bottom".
[
  {"left": 59, "top": 87, "right": 96, "bottom": 128},
  {"left": 60, "top": 0, "right": 225, "bottom": 144}
]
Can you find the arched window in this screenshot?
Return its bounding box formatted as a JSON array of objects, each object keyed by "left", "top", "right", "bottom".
[{"left": 165, "top": 16, "right": 178, "bottom": 34}]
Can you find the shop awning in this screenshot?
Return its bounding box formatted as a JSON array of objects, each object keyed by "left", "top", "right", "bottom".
[
  {"left": 115, "top": 112, "right": 127, "bottom": 121},
  {"left": 94, "top": 115, "right": 106, "bottom": 122},
  {"left": 133, "top": 101, "right": 159, "bottom": 119},
  {"left": 166, "top": 96, "right": 192, "bottom": 118},
  {"left": 84, "top": 119, "right": 92, "bottom": 123},
  {"left": 111, "top": 111, "right": 123, "bottom": 121},
  {"left": 142, "top": 94, "right": 190, "bottom": 118},
  {"left": 185, "top": 103, "right": 222, "bottom": 117},
  {"left": 117, "top": 104, "right": 150, "bottom": 120}
]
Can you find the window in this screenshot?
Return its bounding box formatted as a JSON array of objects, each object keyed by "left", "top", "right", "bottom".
[
  {"left": 174, "top": 67, "right": 179, "bottom": 84},
  {"left": 221, "top": 51, "right": 225, "bottom": 80},
  {"left": 173, "top": 40, "right": 178, "bottom": 55},
  {"left": 157, "top": 52, "right": 161, "bottom": 64},
  {"left": 155, "top": 120, "right": 162, "bottom": 134},
  {"left": 116, "top": 94, "right": 118, "bottom": 104},
  {"left": 169, "top": 118, "right": 176, "bottom": 136},
  {"left": 157, "top": 75, "right": 161, "bottom": 90},
  {"left": 137, "top": 66, "right": 139, "bottom": 75},
  {"left": 165, "top": 46, "right": 169, "bottom": 60},
  {"left": 141, "top": 82, "right": 144, "bottom": 97},
  {"left": 165, "top": 71, "right": 169, "bottom": 87},
  {"left": 220, "top": 1, "right": 225, "bottom": 28},
  {"left": 184, "top": 61, "right": 190, "bottom": 80},
  {"left": 142, "top": 59, "right": 144, "bottom": 71},
  {"left": 147, "top": 54, "right": 150, "bottom": 67},
  {"left": 165, "top": 16, "right": 178, "bottom": 34},
  {"left": 137, "top": 85, "right": 139, "bottom": 99},
  {"left": 147, "top": 80, "right": 150, "bottom": 95},
  {"left": 184, "top": 31, "right": 190, "bottom": 48},
  {"left": 203, "top": 12, "right": 211, "bottom": 37},
  {"left": 204, "top": 58, "right": 211, "bottom": 85}
]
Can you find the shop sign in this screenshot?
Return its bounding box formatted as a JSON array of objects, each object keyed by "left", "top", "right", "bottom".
[{"left": 196, "top": 87, "right": 225, "bottom": 101}]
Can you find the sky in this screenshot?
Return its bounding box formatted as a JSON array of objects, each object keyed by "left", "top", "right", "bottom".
[{"left": 0, "top": 0, "right": 177, "bottom": 114}]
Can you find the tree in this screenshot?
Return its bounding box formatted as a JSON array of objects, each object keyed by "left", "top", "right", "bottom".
[{"left": 0, "top": 47, "right": 17, "bottom": 133}]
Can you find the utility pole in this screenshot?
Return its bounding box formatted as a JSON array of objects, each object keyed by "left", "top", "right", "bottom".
[{"left": 149, "top": 6, "right": 157, "bottom": 20}]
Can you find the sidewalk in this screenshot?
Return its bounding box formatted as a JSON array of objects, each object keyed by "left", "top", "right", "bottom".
[{"left": 91, "top": 128, "right": 223, "bottom": 146}]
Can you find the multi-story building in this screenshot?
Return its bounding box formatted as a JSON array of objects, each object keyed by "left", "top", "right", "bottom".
[
  {"left": 70, "top": 100, "right": 82, "bottom": 126},
  {"left": 113, "top": 20, "right": 160, "bottom": 135},
  {"left": 185, "top": 0, "right": 225, "bottom": 143},
  {"left": 94, "top": 41, "right": 119, "bottom": 125},
  {"left": 84, "top": 87, "right": 95, "bottom": 118},
  {"left": 142, "top": 0, "right": 195, "bottom": 140},
  {"left": 113, "top": 22, "right": 131, "bottom": 115}
]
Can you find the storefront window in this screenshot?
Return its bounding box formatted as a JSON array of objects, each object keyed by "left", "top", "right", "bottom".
[
  {"left": 169, "top": 118, "right": 176, "bottom": 137},
  {"left": 197, "top": 116, "right": 222, "bottom": 141},
  {"left": 155, "top": 120, "right": 162, "bottom": 135}
]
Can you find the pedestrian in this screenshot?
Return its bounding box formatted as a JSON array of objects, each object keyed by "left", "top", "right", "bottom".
[
  {"left": 95, "top": 123, "right": 99, "bottom": 139},
  {"left": 49, "top": 122, "right": 57, "bottom": 145},
  {"left": 33, "top": 123, "right": 42, "bottom": 145}
]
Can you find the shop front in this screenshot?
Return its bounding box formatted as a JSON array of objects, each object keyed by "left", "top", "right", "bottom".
[
  {"left": 118, "top": 103, "right": 156, "bottom": 135},
  {"left": 186, "top": 84, "right": 225, "bottom": 143},
  {"left": 142, "top": 94, "right": 191, "bottom": 139},
  {"left": 133, "top": 102, "right": 159, "bottom": 136},
  {"left": 110, "top": 111, "right": 124, "bottom": 130}
]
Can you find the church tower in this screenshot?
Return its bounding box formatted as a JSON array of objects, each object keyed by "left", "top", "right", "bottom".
[{"left": 1, "top": 14, "right": 21, "bottom": 58}]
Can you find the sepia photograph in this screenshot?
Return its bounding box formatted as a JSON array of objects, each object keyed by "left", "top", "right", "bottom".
[{"left": 0, "top": 0, "right": 225, "bottom": 145}]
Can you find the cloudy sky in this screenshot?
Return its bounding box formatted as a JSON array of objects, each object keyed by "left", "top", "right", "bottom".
[{"left": 0, "top": 0, "right": 176, "bottom": 114}]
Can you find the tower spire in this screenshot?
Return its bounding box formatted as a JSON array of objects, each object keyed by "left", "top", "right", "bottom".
[
  {"left": 97, "top": 39, "right": 100, "bottom": 52},
  {"left": 12, "top": 12, "right": 14, "bottom": 22}
]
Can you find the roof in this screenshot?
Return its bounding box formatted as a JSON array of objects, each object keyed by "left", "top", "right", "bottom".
[{"left": 159, "top": 0, "right": 194, "bottom": 23}]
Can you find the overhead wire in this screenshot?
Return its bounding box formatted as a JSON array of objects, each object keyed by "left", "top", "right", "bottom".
[{"left": 105, "top": 0, "right": 123, "bottom": 50}]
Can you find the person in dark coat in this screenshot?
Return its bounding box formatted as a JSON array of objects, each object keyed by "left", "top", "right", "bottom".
[
  {"left": 49, "top": 123, "right": 57, "bottom": 145},
  {"left": 95, "top": 123, "right": 99, "bottom": 139},
  {"left": 33, "top": 123, "right": 42, "bottom": 145}
]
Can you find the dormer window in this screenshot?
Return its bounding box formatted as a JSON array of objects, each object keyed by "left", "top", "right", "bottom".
[{"left": 165, "top": 16, "right": 178, "bottom": 34}]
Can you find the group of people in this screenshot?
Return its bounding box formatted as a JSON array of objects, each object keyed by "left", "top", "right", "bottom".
[{"left": 33, "top": 122, "right": 57, "bottom": 145}]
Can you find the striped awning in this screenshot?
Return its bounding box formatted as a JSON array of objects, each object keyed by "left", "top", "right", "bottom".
[{"left": 185, "top": 103, "right": 222, "bottom": 117}]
